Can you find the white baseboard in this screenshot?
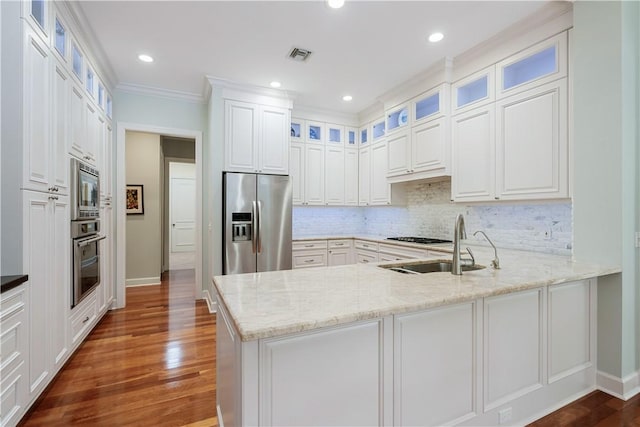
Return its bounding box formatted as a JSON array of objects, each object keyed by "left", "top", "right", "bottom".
[
  {"left": 125, "top": 277, "right": 161, "bottom": 287},
  {"left": 597, "top": 369, "right": 640, "bottom": 400},
  {"left": 202, "top": 289, "right": 217, "bottom": 313}
]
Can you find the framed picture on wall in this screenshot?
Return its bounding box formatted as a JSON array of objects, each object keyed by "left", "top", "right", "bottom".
[{"left": 126, "top": 185, "right": 144, "bottom": 215}]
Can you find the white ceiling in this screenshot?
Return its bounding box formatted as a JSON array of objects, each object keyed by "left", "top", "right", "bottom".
[{"left": 78, "top": 1, "right": 547, "bottom": 114}]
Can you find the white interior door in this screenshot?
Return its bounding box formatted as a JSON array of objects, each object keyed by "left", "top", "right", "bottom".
[{"left": 169, "top": 162, "right": 196, "bottom": 254}]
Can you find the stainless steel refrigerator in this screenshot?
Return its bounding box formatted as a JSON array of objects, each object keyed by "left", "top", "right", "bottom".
[{"left": 223, "top": 172, "right": 292, "bottom": 274}]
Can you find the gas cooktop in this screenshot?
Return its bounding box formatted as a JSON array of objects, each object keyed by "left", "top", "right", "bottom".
[{"left": 386, "top": 237, "right": 452, "bottom": 245}]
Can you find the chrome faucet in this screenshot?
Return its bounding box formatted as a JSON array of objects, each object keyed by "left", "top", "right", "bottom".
[
  {"left": 473, "top": 230, "right": 501, "bottom": 269},
  {"left": 452, "top": 214, "right": 475, "bottom": 275}
]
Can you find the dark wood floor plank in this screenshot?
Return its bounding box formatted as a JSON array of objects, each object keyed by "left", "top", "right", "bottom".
[{"left": 19, "top": 270, "right": 217, "bottom": 427}]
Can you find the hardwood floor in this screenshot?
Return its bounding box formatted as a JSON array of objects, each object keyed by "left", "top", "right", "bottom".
[
  {"left": 527, "top": 390, "right": 640, "bottom": 427},
  {"left": 19, "top": 270, "right": 217, "bottom": 426}
]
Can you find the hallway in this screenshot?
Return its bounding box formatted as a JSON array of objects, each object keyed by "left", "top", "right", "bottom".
[{"left": 20, "top": 270, "right": 217, "bottom": 426}]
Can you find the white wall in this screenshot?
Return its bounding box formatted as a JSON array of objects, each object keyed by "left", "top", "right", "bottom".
[
  {"left": 125, "top": 131, "right": 162, "bottom": 285},
  {"left": 572, "top": 0, "right": 639, "bottom": 385},
  {"left": 294, "top": 180, "right": 572, "bottom": 256}
]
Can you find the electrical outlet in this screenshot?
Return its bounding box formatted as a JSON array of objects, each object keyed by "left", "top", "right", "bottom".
[{"left": 499, "top": 407, "right": 513, "bottom": 425}]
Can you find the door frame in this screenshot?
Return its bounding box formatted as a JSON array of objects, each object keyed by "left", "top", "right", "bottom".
[{"left": 115, "top": 122, "right": 203, "bottom": 308}]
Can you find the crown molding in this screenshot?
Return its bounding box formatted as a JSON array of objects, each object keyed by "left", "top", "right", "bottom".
[
  {"left": 357, "top": 102, "right": 385, "bottom": 125},
  {"left": 206, "top": 76, "right": 296, "bottom": 102},
  {"left": 61, "top": 2, "right": 118, "bottom": 90},
  {"left": 292, "top": 105, "right": 359, "bottom": 127},
  {"left": 116, "top": 83, "right": 206, "bottom": 104}
]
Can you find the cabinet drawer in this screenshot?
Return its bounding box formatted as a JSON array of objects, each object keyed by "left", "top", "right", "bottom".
[
  {"left": 70, "top": 293, "right": 97, "bottom": 345},
  {"left": 356, "top": 250, "right": 378, "bottom": 264},
  {"left": 293, "top": 250, "right": 327, "bottom": 269},
  {"left": 293, "top": 240, "right": 328, "bottom": 251},
  {"left": 354, "top": 240, "right": 378, "bottom": 251},
  {"left": 0, "top": 285, "right": 27, "bottom": 318},
  {"left": 328, "top": 239, "right": 352, "bottom": 249},
  {"left": 0, "top": 364, "right": 26, "bottom": 427},
  {"left": 378, "top": 243, "right": 429, "bottom": 260}
]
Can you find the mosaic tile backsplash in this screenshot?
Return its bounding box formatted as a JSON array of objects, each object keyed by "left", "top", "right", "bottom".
[{"left": 293, "top": 180, "right": 572, "bottom": 255}]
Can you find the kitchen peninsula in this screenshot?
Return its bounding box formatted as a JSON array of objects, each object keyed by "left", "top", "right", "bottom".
[{"left": 214, "top": 244, "right": 619, "bottom": 426}]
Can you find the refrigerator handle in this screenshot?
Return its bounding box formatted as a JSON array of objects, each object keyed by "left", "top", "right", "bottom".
[
  {"left": 252, "top": 200, "right": 257, "bottom": 254},
  {"left": 257, "top": 200, "right": 263, "bottom": 253}
]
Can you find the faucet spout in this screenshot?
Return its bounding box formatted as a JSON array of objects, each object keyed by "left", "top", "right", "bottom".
[
  {"left": 473, "top": 230, "right": 501, "bottom": 269},
  {"left": 452, "top": 214, "right": 469, "bottom": 275}
]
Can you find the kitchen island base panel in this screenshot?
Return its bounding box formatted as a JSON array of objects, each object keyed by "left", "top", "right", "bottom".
[{"left": 216, "top": 278, "right": 597, "bottom": 426}]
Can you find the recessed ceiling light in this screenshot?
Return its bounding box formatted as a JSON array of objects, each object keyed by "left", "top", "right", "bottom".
[
  {"left": 138, "top": 54, "right": 154, "bottom": 63},
  {"left": 428, "top": 32, "right": 444, "bottom": 43},
  {"left": 327, "top": 0, "right": 345, "bottom": 9},
  {"left": 270, "top": 81, "right": 282, "bottom": 88},
  {"left": 342, "top": 95, "right": 353, "bottom": 102}
]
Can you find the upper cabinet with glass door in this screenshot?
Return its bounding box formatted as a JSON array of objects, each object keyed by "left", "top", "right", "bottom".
[
  {"left": 496, "top": 33, "right": 567, "bottom": 99},
  {"left": 326, "top": 124, "right": 344, "bottom": 145},
  {"left": 86, "top": 66, "right": 95, "bottom": 98},
  {"left": 346, "top": 127, "right": 358, "bottom": 148},
  {"left": 386, "top": 105, "right": 409, "bottom": 135},
  {"left": 452, "top": 66, "right": 495, "bottom": 115},
  {"left": 359, "top": 125, "right": 369, "bottom": 146},
  {"left": 290, "top": 118, "right": 304, "bottom": 142},
  {"left": 412, "top": 84, "right": 449, "bottom": 124},
  {"left": 71, "top": 39, "right": 84, "bottom": 84},
  {"left": 372, "top": 118, "right": 385, "bottom": 143},
  {"left": 25, "top": 0, "right": 49, "bottom": 41},
  {"left": 306, "top": 121, "right": 324, "bottom": 144},
  {"left": 52, "top": 13, "right": 67, "bottom": 62},
  {"left": 106, "top": 93, "right": 113, "bottom": 119}
]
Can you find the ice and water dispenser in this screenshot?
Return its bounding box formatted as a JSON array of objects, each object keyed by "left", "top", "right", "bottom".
[{"left": 231, "top": 212, "right": 252, "bottom": 242}]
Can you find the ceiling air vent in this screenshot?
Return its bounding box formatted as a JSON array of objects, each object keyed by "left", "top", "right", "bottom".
[{"left": 288, "top": 47, "right": 312, "bottom": 62}]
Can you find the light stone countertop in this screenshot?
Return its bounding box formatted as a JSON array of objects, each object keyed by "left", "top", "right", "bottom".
[{"left": 213, "top": 245, "right": 620, "bottom": 342}]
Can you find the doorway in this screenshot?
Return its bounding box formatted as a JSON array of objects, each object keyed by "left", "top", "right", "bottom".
[
  {"left": 167, "top": 161, "right": 196, "bottom": 271},
  {"left": 116, "top": 123, "right": 203, "bottom": 309}
]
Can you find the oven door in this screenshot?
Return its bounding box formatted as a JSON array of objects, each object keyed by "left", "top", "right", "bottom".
[{"left": 72, "top": 234, "right": 106, "bottom": 307}]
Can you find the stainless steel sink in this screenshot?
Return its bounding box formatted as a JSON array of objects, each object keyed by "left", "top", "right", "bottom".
[{"left": 381, "top": 260, "right": 485, "bottom": 274}]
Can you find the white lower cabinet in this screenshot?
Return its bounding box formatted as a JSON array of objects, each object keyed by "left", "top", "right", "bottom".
[
  {"left": 327, "top": 239, "right": 352, "bottom": 266},
  {"left": 292, "top": 240, "right": 328, "bottom": 269},
  {"left": 24, "top": 192, "right": 70, "bottom": 397},
  {"left": 69, "top": 292, "right": 98, "bottom": 346},
  {"left": 394, "top": 301, "right": 478, "bottom": 426},
  {"left": 1, "top": 284, "right": 29, "bottom": 427},
  {"left": 217, "top": 278, "right": 597, "bottom": 427}
]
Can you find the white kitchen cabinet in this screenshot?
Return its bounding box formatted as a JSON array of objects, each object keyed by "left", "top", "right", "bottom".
[
  {"left": 411, "top": 117, "right": 448, "bottom": 175},
  {"left": 326, "top": 123, "right": 344, "bottom": 145},
  {"left": 346, "top": 127, "right": 358, "bottom": 148},
  {"left": 22, "top": 27, "right": 51, "bottom": 194},
  {"left": 306, "top": 120, "right": 324, "bottom": 144},
  {"left": 496, "top": 79, "right": 568, "bottom": 200},
  {"left": 344, "top": 148, "right": 359, "bottom": 206},
  {"left": 290, "top": 117, "right": 304, "bottom": 142},
  {"left": 452, "top": 66, "right": 495, "bottom": 115},
  {"left": 386, "top": 104, "right": 409, "bottom": 135},
  {"left": 50, "top": 195, "right": 70, "bottom": 374},
  {"left": 497, "top": 33, "right": 567, "bottom": 99},
  {"left": 370, "top": 140, "right": 390, "bottom": 205},
  {"left": 324, "top": 145, "right": 345, "bottom": 205},
  {"left": 96, "top": 115, "right": 106, "bottom": 197},
  {"left": 359, "top": 125, "right": 369, "bottom": 146},
  {"left": 412, "top": 84, "right": 448, "bottom": 124},
  {"left": 103, "top": 205, "right": 114, "bottom": 307},
  {"left": 23, "top": 191, "right": 69, "bottom": 401},
  {"left": 23, "top": 0, "right": 49, "bottom": 42},
  {"left": 358, "top": 146, "right": 371, "bottom": 206},
  {"left": 259, "top": 320, "right": 386, "bottom": 426},
  {"left": 69, "top": 290, "right": 97, "bottom": 346},
  {"left": 355, "top": 249, "right": 378, "bottom": 264},
  {"left": 0, "top": 284, "right": 29, "bottom": 427},
  {"left": 290, "top": 142, "right": 304, "bottom": 205},
  {"left": 224, "top": 100, "right": 290, "bottom": 175},
  {"left": 84, "top": 101, "right": 98, "bottom": 165},
  {"left": 104, "top": 123, "right": 113, "bottom": 199},
  {"left": 386, "top": 128, "right": 411, "bottom": 177},
  {"left": 328, "top": 239, "right": 352, "bottom": 266},
  {"left": 303, "top": 144, "right": 325, "bottom": 205},
  {"left": 292, "top": 240, "right": 327, "bottom": 269},
  {"left": 394, "top": 302, "right": 478, "bottom": 426},
  {"left": 378, "top": 243, "right": 431, "bottom": 261},
  {"left": 484, "top": 288, "right": 543, "bottom": 411},
  {"left": 372, "top": 118, "right": 386, "bottom": 143},
  {"left": 451, "top": 105, "right": 496, "bottom": 202},
  {"left": 51, "top": 60, "right": 70, "bottom": 195},
  {"left": 69, "top": 84, "right": 86, "bottom": 160}
]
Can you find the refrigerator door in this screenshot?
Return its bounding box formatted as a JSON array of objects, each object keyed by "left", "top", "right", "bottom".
[
  {"left": 256, "top": 174, "right": 292, "bottom": 272},
  {"left": 223, "top": 172, "right": 257, "bottom": 274}
]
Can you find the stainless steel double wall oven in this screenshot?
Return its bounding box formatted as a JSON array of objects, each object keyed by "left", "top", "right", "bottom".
[{"left": 70, "top": 159, "right": 103, "bottom": 307}]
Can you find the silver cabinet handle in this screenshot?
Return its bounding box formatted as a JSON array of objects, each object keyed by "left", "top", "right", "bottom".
[
  {"left": 304, "top": 244, "right": 314, "bottom": 248},
  {"left": 362, "top": 259, "right": 369, "bottom": 263},
  {"left": 334, "top": 243, "right": 344, "bottom": 246},
  {"left": 304, "top": 259, "right": 315, "bottom": 263}
]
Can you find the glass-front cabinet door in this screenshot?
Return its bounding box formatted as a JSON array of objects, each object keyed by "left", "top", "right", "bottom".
[
  {"left": 386, "top": 105, "right": 409, "bottom": 134},
  {"left": 346, "top": 127, "right": 358, "bottom": 147},
  {"left": 372, "top": 118, "right": 385, "bottom": 142},
  {"left": 306, "top": 121, "right": 324, "bottom": 144},
  {"left": 360, "top": 126, "right": 369, "bottom": 146},
  {"left": 327, "top": 124, "right": 344, "bottom": 145},
  {"left": 27, "top": 0, "right": 48, "bottom": 39},
  {"left": 53, "top": 15, "right": 66, "bottom": 60},
  {"left": 71, "top": 40, "right": 83, "bottom": 83},
  {"left": 290, "top": 118, "right": 304, "bottom": 142},
  {"left": 452, "top": 66, "right": 495, "bottom": 115}
]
